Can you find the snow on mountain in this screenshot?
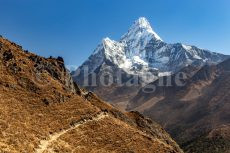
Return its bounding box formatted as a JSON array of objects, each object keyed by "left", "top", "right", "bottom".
[
  {"left": 74, "top": 17, "right": 228, "bottom": 83},
  {"left": 120, "top": 17, "right": 162, "bottom": 59}
]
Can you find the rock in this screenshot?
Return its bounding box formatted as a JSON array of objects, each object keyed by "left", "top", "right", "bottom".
[
  {"left": 57, "top": 56, "right": 64, "bottom": 62},
  {"left": 3, "top": 51, "right": 14, "bottom": 61},
  {"left": 42, "top": 98, "right": 49, "bottom": 106}
]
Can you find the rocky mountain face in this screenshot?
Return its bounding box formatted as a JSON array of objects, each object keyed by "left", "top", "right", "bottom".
[
  {"left": 0, "top": 36, "right": 183, "bottom": 153},
  {"left": 72, "top": 17, "right": 228, "bottom": 104},
  {"left": 128, "top": 58, "right": 230, "bottom": 153}
]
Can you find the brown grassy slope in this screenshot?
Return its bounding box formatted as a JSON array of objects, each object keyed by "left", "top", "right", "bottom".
[{"left": 0, "top": 37, "right": 183, "bottom": 153}]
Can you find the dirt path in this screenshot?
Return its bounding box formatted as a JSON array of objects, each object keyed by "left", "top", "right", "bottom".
[{"left": 35, "top": 112, "right": 109, "bottom": 153}]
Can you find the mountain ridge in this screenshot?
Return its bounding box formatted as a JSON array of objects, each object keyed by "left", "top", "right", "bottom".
[
  {"left": 73, "top": 17, "right": 228, "bottom": 86},
  {"left": 72, "top": 17, "right": 229, "bottom": 105},
  {"left": 128, "top": 58, "right": 230, "bottom": 152}
]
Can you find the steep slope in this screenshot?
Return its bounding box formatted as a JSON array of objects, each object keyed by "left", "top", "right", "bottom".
[
  {"left": 72, "top": 17, "right": 228, "bottom": 104},
  {"left": 0, "top": 37, "right": 183, "bottom": 153},
  {"left": 128, "top": 58, "right": 230, "bottom": 153}
]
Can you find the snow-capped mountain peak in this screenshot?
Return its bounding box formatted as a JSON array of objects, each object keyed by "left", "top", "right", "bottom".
[
  {"left": 121, "top": 17, "right": 162, "bottom": 42},
  {"left": 120, "top": 17, "right": 162, "bottom": 59},
  {"left": 102, "top": 37, "right": 126, "bottom": 63},
  {"left": 75, "top": 17, "right": 228, "bottom": 82},
  {"left": 131, "top": 17, "right": 153, "bottom": 32}
]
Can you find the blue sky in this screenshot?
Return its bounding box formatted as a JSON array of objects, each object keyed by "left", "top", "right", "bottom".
[{"left": 0, "top": 0, "right": 229, "bottom": 68}]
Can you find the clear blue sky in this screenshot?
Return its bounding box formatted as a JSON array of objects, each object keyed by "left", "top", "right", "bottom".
[{"left": 0, "top": 0, "right": 229, "bottom": 68}]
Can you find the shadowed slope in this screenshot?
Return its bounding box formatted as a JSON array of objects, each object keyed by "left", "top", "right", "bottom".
[{"left": 128, "top": 59, "right": 230, "bottom": 153}]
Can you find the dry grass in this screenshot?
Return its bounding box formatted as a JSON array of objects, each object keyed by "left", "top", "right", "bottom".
[{"left": 0, "top": 37, "right": 183, "bottom": 153}]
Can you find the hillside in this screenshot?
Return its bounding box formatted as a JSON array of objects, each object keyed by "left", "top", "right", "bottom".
[
  {"left": 0, "top": 37, "right": 183, "bottom": 153},
  {"left": 128, "top": 58, "right": 230, "bottom": 153}
]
